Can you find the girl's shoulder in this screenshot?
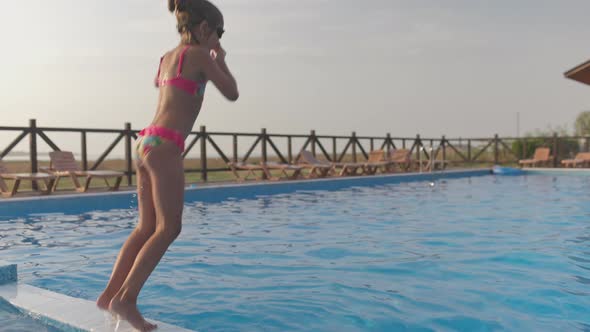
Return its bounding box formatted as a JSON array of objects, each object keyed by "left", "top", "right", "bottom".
[{"left": 183, "top": 44, "right": 209, "bottom": 58}]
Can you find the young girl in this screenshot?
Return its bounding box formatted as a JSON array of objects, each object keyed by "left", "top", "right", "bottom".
[{"left": 96, "top": 0, "right": 238, "bottom": 330}]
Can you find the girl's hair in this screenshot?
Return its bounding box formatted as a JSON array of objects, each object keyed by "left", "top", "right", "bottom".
[{"left": 168, "top": 0, "right": 223, "bottom": 44}]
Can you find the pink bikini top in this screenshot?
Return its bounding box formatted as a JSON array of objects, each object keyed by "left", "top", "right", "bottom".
[{"left": 155, "top": 46, "right": 207, "bottom": 96}]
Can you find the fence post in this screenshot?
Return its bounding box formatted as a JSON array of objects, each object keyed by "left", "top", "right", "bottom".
[
  {"left": 467, "top": 139, "right": 472, "bottom": 163},
  {"left": 442, "top": 135, "right": 446, "bottom": 163},
  {"left": 232, "top": 134, "right": 238, "bottom": 163},
  {"left": 261, "top": 128, "right": 268, "bottom": 179},
  {"left": 370, "top": 138, "right": 374, "bottom": 152},
  {"left": 332, "top": 137, "right": 337, "bottom": 161},
  {"left": 415, "top": 134, "right": 421, "bottom": 161},
  {"left": 29, "top": 119, "right": 38, "bottom": 191},
  {"left": 310, "top": 130, "right": 316, "bottom": 156},
  {"left": 553, "top": 133, "right": 558, "bottom": 168},
  {"left": 261, "top": 128, "right": 268, "bottom": 163},
  {"left": 81, "top": 131, "right": 88, "bottom": 170},
  {"left": 287, "top": 136, "right": 292, "bottom": 164},
  {"left": 200, "top": 126, "right": 207, "bottom": 182},
  {"left": 351, "top": 132, "right": 357, "bottom": 162},
  {"left": 124, "top": 122, "right": 132, "bottom": 186},
  {"left": 386, "top": 133, "right": 392, "bottom": 153},
  {"left": 494, "top": 134, "right": 499, "bottom": 164}
]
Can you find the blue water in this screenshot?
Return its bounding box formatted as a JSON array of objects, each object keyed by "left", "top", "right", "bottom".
[{"left": 1, "top": 173, "right": 590, "bottom": 331}]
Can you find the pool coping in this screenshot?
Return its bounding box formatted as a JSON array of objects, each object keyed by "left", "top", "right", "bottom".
[
  {"left": 0, "top": 262, "right": 193, "bottom": 332},
  {"left": 0, "top": 169, "right": 493, "bottom": 218},
  {"left": 0, "top": 168, "right": 491, "bottom": 204},
  {"left": 523, "top": 167, "right": 590, "bottom": 174}
]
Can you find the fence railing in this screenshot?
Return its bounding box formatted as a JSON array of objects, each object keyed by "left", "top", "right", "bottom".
[{"left": 2, "top": 119, "right": 589, "bottom": 189}]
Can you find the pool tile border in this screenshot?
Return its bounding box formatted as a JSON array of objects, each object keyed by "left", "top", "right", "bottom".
[
  {"left": 0, "top": 261, "right": 17, "bottom": 285},
  {"left": 0, "top": 169, "right": 492, "bottom": 218}
]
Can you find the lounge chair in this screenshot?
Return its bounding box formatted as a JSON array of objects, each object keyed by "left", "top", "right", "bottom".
[
  {"left": 518, "top": 147, "right": 551, "bottom": 168},
  {"left": 0, "top": 162, "right": 56, "bottom": 197},
  {"left": 362, "top": 149, "right": 390, "bottom": 175},
  {"left": 44, "top": 151, "right": 123, "bottom": 192},
  {"left": 297, "top": 150, "right": 334, "bottom": 178},
  {"left": 388, "top": 149, "right": 412, "bottom": 172},
  {"left": 228, "top": 161, "right": 303, "bottom": 182},
  {"left": 561, "top": 152, "right": 590, "bottom": 168},
  {"left": 228, "top": 161, "right": 267, "bottom": 182},
  {"left": 298, "top": 150, "right": 363, "bottom": 177},
  {"left": 262, "top": 162, "right": 303, "bottom": 180}
]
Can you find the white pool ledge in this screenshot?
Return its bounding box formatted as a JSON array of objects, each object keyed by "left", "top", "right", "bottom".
[{"left": 0, "top": 263, "right": 193, "bottom": 332}]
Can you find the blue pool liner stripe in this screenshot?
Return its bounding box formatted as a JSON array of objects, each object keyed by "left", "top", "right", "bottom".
[
  {"left": 0, "top": 169, "right": 490, "bottom": 218},
  {"left": 0, "top": 261, "right": 17, "bottom": 285}
]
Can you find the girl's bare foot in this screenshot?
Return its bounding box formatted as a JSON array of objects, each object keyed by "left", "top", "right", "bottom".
[
  {"left": 96, "top": 291, "right": 114, "bottom": 311},
  {"left": 109, "top": 296, "right": 157, "bottom": 332}
]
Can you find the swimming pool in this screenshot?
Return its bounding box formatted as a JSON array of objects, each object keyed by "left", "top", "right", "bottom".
[{"left": 1, "top": 170, "right": 589, "bottom": 331}]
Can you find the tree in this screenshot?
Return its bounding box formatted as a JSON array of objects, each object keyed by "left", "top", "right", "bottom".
[{"left": 574, "top": 111, "right": 590, "bottom": 136}]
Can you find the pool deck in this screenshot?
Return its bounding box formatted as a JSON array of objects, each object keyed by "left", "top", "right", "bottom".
[{"left": 0, "top": 262, "right": 193, "bottom": 332}]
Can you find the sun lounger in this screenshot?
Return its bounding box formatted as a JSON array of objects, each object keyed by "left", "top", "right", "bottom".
[
  {"left": 297, "top": 150, "right": 335, "bottom": 178},
  {"left": 561, "top": 152, "right": 590, "bottom": 168},
  {"left": 228, "top": 161, "right": 267, "bottom": 182},
  {"left": 362, "top": 149, "right": 390, "bottom": 175},
  {"left": 228, "top": 161, "right": 303, "bottom": 181},
  {"left": 298, "top": 150, "right": 363, "bottom": 177},
  {"left": 518, "top": 147, "right": 551, "bottom": 168},
  {"left": 0, "top": 162, "right": 56, "bottom": 197},
  {"left": 388, "top": 149, "right": 412, "bottom": 172},
  {"left": 262, "top": 162, "right": 304, "bottom": 180},
  {"left": 44, "top": 151, "right": 123, "bottom": 192}
]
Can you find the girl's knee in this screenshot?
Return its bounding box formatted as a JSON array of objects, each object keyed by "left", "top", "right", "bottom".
[
  {"left": 135, "top": 224, "right": 156, "bottom": 239},
  {"left": 156, "top": 222, "right": 182, "bottom": 241}
]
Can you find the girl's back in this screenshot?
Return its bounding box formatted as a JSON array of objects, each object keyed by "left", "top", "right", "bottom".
[{"left": 151, "top": 45, "right": 210, "bottom": 138}]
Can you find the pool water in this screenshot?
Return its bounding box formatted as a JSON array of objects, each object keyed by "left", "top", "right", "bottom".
[{"left": 1, "top": 173, "right": 590, "bottom": 331}]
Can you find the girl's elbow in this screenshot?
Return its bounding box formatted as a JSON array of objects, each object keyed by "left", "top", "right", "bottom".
[{"left": 227, "top": 90, "right": 239, "bottom": 102}]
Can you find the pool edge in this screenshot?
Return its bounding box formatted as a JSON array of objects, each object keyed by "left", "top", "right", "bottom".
[
  {"left": 0, "top": 261, "right": 17, "bottom": 285},
  {"left": 0, "top": 279, "right": 194, "bottom": 332},
  {"left": 0, "top": 169, "right": 492, "bottom": 217}
]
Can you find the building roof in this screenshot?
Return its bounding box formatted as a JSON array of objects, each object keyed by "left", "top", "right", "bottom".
[{"left": 565, "top": 59, "right": 590, "bottom": 85}]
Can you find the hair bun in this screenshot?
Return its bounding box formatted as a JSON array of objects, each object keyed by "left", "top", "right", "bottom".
[
  {"left": 176, "top": 0, "right": 188, "bottom": 11},
  {"left": 168, "top": 0, "right": 188, "bottom": 13}
]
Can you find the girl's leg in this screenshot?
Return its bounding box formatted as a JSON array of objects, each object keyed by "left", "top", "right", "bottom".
[
  {"left": 109, "top": 142, "right": 185, "bottom": 331},
  {"left": 97, "top": 163, "right": 156, "bottom": 310}
]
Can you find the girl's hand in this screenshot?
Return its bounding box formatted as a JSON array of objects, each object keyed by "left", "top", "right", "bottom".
[{"left": 210, "top": 43, "right": 226, "bottom": 62}]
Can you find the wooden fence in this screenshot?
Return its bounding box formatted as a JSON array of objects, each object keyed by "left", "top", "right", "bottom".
[{"left": 1, "top": 120, "right": 587, "bottom": 189}]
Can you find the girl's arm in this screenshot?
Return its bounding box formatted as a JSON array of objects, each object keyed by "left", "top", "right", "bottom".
[{"left": 201, "top": 46, "right": 239, "bottom": 101}]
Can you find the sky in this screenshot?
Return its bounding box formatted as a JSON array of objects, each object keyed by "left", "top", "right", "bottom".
[{"left": 0, "top": 0, "right": 589, "bottom": 156}]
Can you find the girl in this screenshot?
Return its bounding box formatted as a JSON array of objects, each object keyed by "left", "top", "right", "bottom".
[{"left": 96, "top": 0, "right": 238, "bottom": 330}]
